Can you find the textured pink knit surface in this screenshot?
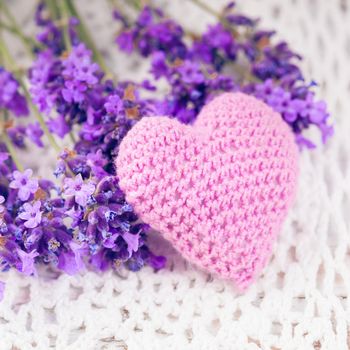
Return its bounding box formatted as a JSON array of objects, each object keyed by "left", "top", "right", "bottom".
[{"left": 116, "top": 93, "right": 299, "bottom": 290}]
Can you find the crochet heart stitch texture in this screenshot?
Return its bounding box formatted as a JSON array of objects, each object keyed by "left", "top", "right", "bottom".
[{"left": 116, "top": 93, "right": 299, "bottom": 290}]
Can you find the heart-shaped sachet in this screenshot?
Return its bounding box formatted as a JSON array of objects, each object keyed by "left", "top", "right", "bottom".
[{"left": 116, "top": 93, "right": 298, "bottom": 290}]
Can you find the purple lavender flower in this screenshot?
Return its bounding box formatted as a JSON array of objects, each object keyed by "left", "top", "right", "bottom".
[
  {"left": 295, "top": 134, "right": 317, "bottom": 149},
  {"left": 0, "top": 151, "right": 11, "bottom": 178},
  {"left": 177, "top": 61, "right": 205, "bottom": 85},
  {"left": 62, "top": 80, "right": 87, "bottom": 103},
  {"left": 0, "top": 152, "right": 9, "bottom": 164},
  {"left": 35, "top": 2, "right": 79, "bottom": 54},
  {"left": 0, "top": 69, "right": 17, "bottom": 102},
  {"left": 9, "top": 169, "right": 39, "bottom": 201},
  {"left": 86, "top": 150, "right": 108, "bottom": 179},
  {"left": 148, "top": 57, "right": 235, "bottom": 124},
  {"left": 0, "top": 67, "right": 29, "bottom": 117},
  {"left": 105, "top": 94, "right": 123, "bottom": 115},
  {"left": 226, "top": 14, "right": 257, "bottom": 26},
  {"left": 37, "top": 23, "right": 63, "bottom": 54},
  {"left": 255, "top": 81, "right": 299, "bottom": 122},
  {"left": 299, "top": 92, "right": 328, "bottom": 123},
  {"left": 192, "top": 23, "right": 237, "bottom": 70},
  {"left": 73, "top": 60, "right": 99, "bottom": 85},
  {"left": 252, "top": 42, "right": 302, "bottom": 81},
  {"left": 63, "top": 174, "right": 96, "bottom": 206},
  {"left": 116, "top": 6, "right": 186, "bottom": 60},
  {"left": 17, "top": 249, "right": 39, "bottom": 275},
  {"left": 62, "top": 44, "right": 99, "bottom": 103},
  {"left": 34, "top": 2, "right": 50, "bottom": 26},
  {"left": 116, "top": 31, "right": 134, "bottom": 53},
  {"left": 148, "top": 253, "right": 167, "bottom": 270},
  {"left": 26, "top": 122, "right": 44, "bottom": 147},
  {"left": 29, "top": 49, "right": 59, "bottom": 115},
  {"left": 252, "top": 79, "right": 332, "bottom": 147},
  {"left": 150, "top": 51, "right": 168, "bottom": 79},
  {"left": 29, "top": 44, "right": 103, "bottom": 140},
  {"left": 123, "top": 231, "right": 140, "bottom": 257},
  {"left": 57, "top": 241, "right": 88, "bottom": 275},
  {"left": 47, "top": 114, "right": 70, "bottom": 138},
  {"left": 18, "top": 201, "right": 42, "bottom": 228},
  {"left": 7, "top": 125, "right": 26, "bottom": 148},
  {"left": 319, "top": 123, "right": 334, "bottom": 144}
]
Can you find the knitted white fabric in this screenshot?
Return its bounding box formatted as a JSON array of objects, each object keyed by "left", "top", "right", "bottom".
[{"left": 1, "top": 0, "right": 349, "bottom": 349}]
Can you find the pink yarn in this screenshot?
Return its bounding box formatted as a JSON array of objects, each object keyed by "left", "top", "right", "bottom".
[{"left": 116, "top": 93, "right": 298, "bottom": 290}]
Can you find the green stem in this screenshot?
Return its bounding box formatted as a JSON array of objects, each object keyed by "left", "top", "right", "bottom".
[
  {"left": 129, "top": 0, "right": 142, "bottom": 10},
  {"left": 58, "top": 0, "right": 72, "bottom": 51},
  {"left": 69, "top": 130, "right": 76, "bottom": 144},
  {"left": 0, "top": 39, "right": 60, "bottom": 153},
  {"left": 64, "top": 0, "right": 113, "bottom": 77},
  {"left": 22, "top": 86, "right": 61, "bottom": 153},
  {"left": 189, "top": 0, "right": 237, "bottom": 34},
  {"left": 107, "top": 0, "right": 119, "bottom": 11},
  {"left": 0, "top": 20, "right": 40, "bottom": 55},
  {"left": 44, "top": 0, "right": 60, "bottom": 20},
  {"left": 2, "top": 131, "right": 24, "bottom": 172},
  {"left": 189, "top": 0, "right": 220, "bottom": 18},
  {"left": 1, "top": 112, "right": 24, "bottom": 172},
  {"left": 0, "top": 1, "right": 36, "bottom": 57},
  {"left": 0, "top": 37, "right": 12, "bottom": 66},
  {"left": 0, "top": 2, "right": 20, "bottom": 28}
]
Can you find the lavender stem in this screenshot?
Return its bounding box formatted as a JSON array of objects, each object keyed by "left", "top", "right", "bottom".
[
  {"left": 1, "top": 112, "right": 24, "bottom": 172},
  {"left": 57, "top": 0, "right": 72, "bottom": 51},
  {"left": 0, "top": 1, "right": 36, "bottom": 58},
  {"left": 189, "top": 0, "right": 221, "bottom": 18}
]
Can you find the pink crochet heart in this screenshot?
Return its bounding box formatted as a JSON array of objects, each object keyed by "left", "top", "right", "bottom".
[{"left": 116, "top": 93, "right": 298, "bottom": 290}]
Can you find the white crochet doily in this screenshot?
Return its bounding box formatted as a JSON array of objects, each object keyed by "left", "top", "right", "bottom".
[{"left": 1, "top": 0, "right": 350, "bottom": 349}]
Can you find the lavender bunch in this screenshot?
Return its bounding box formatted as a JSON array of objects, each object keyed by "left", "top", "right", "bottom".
[
  {"left": 0, "top": 1, "right": 165, "bottom": 301},
  {"left": 115, "top": 3, "right": 333, "bottom": 147}
]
